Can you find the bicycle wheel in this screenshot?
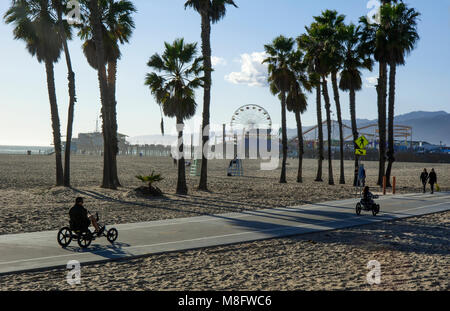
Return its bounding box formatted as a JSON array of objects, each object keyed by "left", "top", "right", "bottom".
[
  {"left": 372, "top": 204, "right": 380, "bottom": 216},
  {"left": 356, "top": 203, "right": 362, "bottom": 216},
  {"left": 107, "top": 228, "right": 118, "bottom": 243},
  {"left": 77, "top": 231, "right": 92, "bottom": 248},
  {"left": 57, "top": 227, "right": 72, "bottom": 248}
]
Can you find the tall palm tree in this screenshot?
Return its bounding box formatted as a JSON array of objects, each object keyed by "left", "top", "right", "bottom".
[
  {"left": 79, "top": 0, "right": 136, "bottom": 188},
  {"left": 360, "top": 0, "right": 401, "bottom": 186},
  {"left": 301, "top": 23, "right": 335, "bottom": 185},
  {"left": 298, "top": 33, "right": 323, "bottom": 182},
  {"left": 314, "top": 10, "right": 346, "bottom": 184},
  {"left": 384, "top": 3, "right": 420, "bottom": 186},
  {"left": 86, "top": 0, "right": 116, "bottom": 189},
  {"left": 5, "top": 0, "right": 65, "bottom": 186},
  {"left": 145, "top": 38, "right": 204, "bottom": 194},
  {"left": 286, "top": 50, "right": 311, "bottom": 183},
  {"left": 263, "top": 35, "right": 297, "bottom": 183},
  {"left": 360, "top": 16, "right": 385, "bottom": 186},
  {"left": 339, "top": 23, "right": 374, "bottom": 186},
  {"left": 51, "top": 0, "right": 77, "bottom": 187},
  {"left": 184, "top": 0, "right": 237, "bottom": 191}
]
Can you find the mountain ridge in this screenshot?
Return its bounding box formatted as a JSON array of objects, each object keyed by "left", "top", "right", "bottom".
[
  {"left": 129, "top": 111, "right": 450, "bottom": 146},
  {"left": 288, "top": 111, "right": 450, "bottom": 145}
]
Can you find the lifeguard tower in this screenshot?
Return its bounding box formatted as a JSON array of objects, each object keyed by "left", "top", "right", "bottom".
[{"left": 190, "top": 159, "right": 202, "bottom": 176}]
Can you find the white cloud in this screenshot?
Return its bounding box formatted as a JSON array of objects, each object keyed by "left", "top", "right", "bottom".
[
  {"left": 211, "top": 56, "right": 227, "bottom": 67},
  {"left": 225, "top": 52, "right": 268, "bottom": 87},
  {"left": 365, "top": 76, "right": 378, "bottom": 88}
]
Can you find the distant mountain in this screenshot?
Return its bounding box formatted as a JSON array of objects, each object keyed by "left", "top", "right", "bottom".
[
  {"left": 394, "top": 111, "right": 448, "bottom": 123},
  {"left": 287, "top": 111, "right": 450, "bottom": 146},
  {"left": 130, "top": 111, "right": 450, "bottom": 146}
]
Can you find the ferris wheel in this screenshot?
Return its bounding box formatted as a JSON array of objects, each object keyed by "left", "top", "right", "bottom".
[{"left": 230, "top": 104, "right": 272, "bottom": 132}]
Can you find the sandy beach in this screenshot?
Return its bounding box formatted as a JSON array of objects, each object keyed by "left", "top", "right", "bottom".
[
  {"left": 0, "top": 154, "right": 448, "bottom": 235},
  {"left": 0, "top": 154, "right": 448, "bottom": 291},
  {"left": 0, "top": 211, "right": 448, "bottom": 291}
]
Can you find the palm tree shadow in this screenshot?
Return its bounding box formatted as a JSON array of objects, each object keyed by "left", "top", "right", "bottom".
[
  {"left": 287, "top": 214, "right": 450, "bottom": 256},
  {"left": 70, "top": 187, "right": 286, "bottom": 217}
]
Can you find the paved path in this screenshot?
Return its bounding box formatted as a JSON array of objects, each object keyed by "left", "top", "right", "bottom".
[{"left": 0, "top": 192, "right": 449, "bottom": 275}]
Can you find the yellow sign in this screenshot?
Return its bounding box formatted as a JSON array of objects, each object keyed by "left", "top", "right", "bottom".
[
  {"left": 355, "top": 149, "right": 367, "bottom": 156},
  {"left": 355, "top": 136, "right": 369, "bottom": 149}
]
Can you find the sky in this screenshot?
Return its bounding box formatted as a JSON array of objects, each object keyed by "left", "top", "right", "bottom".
[{"left": 0, "top": 0, "right": 449, "bottom": 146}]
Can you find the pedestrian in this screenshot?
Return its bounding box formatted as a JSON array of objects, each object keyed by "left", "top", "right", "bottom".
[
  {"left": 358, "top": 164, "right": 366, "bottom": 187},
  {"left": 420, "top": 168, "right": 428, "bottom": 193},
  {"left": 428, "top": 168, "right": 437, "bottom": 194}
]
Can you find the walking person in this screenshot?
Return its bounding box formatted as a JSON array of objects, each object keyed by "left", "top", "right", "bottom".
[
  {"left": 420, "top": 168, "right": 428, "bottom": 193},
  {"left": 358, "top": 164, "right": 366, "bottom": 187},
  {"left": 428, "top": 168, "right": 437, "bottom": 194}
]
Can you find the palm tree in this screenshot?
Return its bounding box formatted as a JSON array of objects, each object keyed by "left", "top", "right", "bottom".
[
  {"left": 301, "top": 23, "right": 335, "bottom": 185},
  {"left": 85, "top": 0, "right": 116, "bottom": 189},
  {"left": 51, "top": 0, "right": 77, "bottom": 187},
  {"left": 184, "top": 0, "right": 237, "bottom": 191},
  {"left": 286, "top": 50, "right": 311, "bottom": 183},
  {"left": 145, "top": 38, "right": 204, "bottom": 194},
  {"left": 314, "top": 10, "right": 346, "bottom": 184},
  {"left": 384, "top": 3, "right": 420, "bottom": 186},
  {"left": 360, "top": 0, "right": 401, "bottom": 186},
  {"left": 5, "top": 0, "right": 65, "bottom": 186},
  {"left": 297, "top": 33, "right": 323, "bottom": 182},
  {"left": 339, "top": 24, "right": 374, "bottom": 186},
  {"left": 79, "top": 0, "right": 136, "bottom": 188},
  {"left": 263, "top": 35, "right": 297, "bottom": 183},
  {"left": 360, "top": 16, "right": 385, "bottom": 186}
]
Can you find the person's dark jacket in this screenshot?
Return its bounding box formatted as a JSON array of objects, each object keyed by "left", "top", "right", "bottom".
[
  {"left": 428, "top": 172, "right": 437, "bottom": 184},
  {"left": 363, "top": 190, "right": 373, "bottom": 203},
  {"left": 69, "top": 204, "right": 90, "bottom": 230},
  {"left": 420, "top": 172, "right": 428, "bottom": 183}
]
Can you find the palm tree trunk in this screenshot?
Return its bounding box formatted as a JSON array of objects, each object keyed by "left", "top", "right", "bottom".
[
  {"left": 315, "top": 84, "right": 323, "bottom": 182},
  {"left": 107, "top": 59, "right": 121, "bottom": 187},
  {"left": 176, "top": 117, "right": 188, "bottom": 195},
  {"left": 280, "top": 92, "right": 288, "bottom": 183},
  {"left": 385, "top": 62, "right": 396, "bottom": 187},
  {"left": 295, "top": 110, "right": 304, "bottom": 183},
  {"left": 89, "top": 0, "right": 115, "bottom": 189},
  {"left": 332, "top": 72, "right": 345, "bottom": 184},
  {"left": 45, "top": 60, "right": 64, "bottom": 186},
  {"left": 322, "top": 76, "right": 334, "bottom": 185},
  {"left": 349, "top": 87, "right": 359, "bottom": 187},
  {"left": 198, "top": 10, "right": 211, "bottom": 191},
  {"left": 376, "top": 61, "right": 387, "bottom": 186},
  {"left": 57, "top": 10, "right": 77, "bottom": 188}
]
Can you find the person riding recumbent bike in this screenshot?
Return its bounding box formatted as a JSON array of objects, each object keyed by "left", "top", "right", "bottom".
[
  {"left": 57, "top": 197, "right": 118, "bottom": 249},
  {"left": 356, "top": 186, "right": 380, "bottom": 216}
]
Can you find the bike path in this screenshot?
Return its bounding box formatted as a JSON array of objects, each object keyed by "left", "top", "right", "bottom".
[{"left": 0, "top": 192, "right": 449, "bottom": 275}]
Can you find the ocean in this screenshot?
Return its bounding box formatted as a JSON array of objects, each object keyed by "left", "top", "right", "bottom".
[{"left": 0, "top": 145, "right": 54, "bottom": 155}]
